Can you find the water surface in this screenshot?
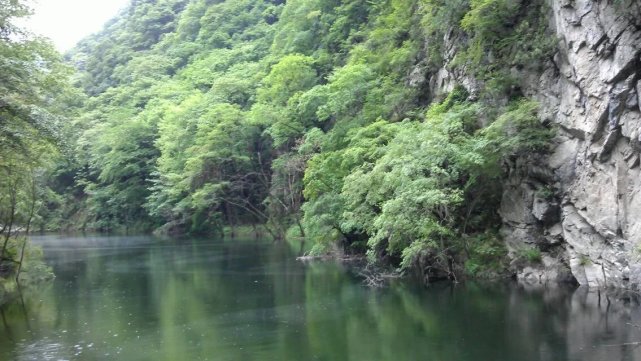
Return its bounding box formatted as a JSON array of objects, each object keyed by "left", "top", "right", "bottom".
[{"left": 1, "top": 235, "right": 640, "bottom": 361}]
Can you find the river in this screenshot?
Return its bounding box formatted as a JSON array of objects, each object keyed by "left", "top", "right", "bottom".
[{"left": 0, "top": 235, "right": 640, "bottom": 360}]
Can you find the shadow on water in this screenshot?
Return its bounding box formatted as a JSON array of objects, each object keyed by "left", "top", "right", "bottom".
[{"left": 0, "top": 234, "right": 640, "bottom": 361}]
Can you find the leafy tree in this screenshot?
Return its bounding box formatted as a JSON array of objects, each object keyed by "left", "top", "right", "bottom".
[{"left": 0, "top": 0, "right": 72, "bottom": 281}]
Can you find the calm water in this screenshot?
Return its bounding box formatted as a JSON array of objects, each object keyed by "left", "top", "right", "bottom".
[{"left": 1, "top": 235, "right": 641, "bottom": 361}]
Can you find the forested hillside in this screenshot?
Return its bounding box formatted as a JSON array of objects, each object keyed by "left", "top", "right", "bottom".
[
  {"left": 19, "top": 0, "right": 641, "bottom": 283},
  {"left": 29, "top": 0, "right": 565, "bottom": 279}
]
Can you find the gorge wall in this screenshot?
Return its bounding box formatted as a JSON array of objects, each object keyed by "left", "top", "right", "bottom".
[
  {"left": 502, "top": 0, "right": 640, "bottom": 288},
  {"left": 426, "top": 0, "right": 641, "bottom": 288}
]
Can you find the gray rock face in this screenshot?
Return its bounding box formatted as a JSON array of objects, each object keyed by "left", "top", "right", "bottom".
[
  {"left": 424, "top": 0, "right": 641, "bottom": 288},
  {"left": 505, "top": 0, "right": 641, "bottom": 288}
]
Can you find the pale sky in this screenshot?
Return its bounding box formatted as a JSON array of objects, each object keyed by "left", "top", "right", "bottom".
[{"left": 20, "top": 0, "right": 132, "bottom": 51}]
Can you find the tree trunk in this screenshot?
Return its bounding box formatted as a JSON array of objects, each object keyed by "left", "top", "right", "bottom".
[
  {"left": 224, "top": 201, "right": 236, "bottom": 239},
  {"left": 251, "top": 223, "right": 258, "bottom": 239},
  {"left": 1, "top": 183, "right": 18, "bottom": 260},
  {"left": 16, "top": 176, "right": 37, "bottom": 283}
]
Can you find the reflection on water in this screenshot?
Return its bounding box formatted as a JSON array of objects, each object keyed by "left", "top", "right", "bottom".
[{"left": 0, "top": 235, "right": 640, "bottom": 361}]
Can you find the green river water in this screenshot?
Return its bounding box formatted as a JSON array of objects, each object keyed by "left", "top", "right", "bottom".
[{"left": 0, "top": 235, "right": 640, "bottom": 361}]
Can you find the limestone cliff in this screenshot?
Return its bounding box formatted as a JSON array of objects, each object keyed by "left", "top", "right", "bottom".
[{"left": 504, "top": 0, "right": 641, "bottom": 288}]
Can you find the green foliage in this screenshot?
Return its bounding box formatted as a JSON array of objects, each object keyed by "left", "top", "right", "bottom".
[
  {"left": 259, "top": 54, "right": 317, "bottom": 105},
  {"left": 518, "top": 248, "right": 542, "bottom": 264},
  {"left": 0, "top": 235, "right": 53, "bottom": 294},
  {"left": 301, "top": 120, "right": 402, "bottom": 248},
  {"left": 457, "top": 0, "right": 556, "bottom": 77},
  {"left": 463, "top": 231, "right": 508, "bottom": 278},
  {"left": 482, "top": 100, "right": 553, "bottom": 157},
  {"left": 302, "top": 91, "right": 551, "bottom": 273},
  {"left": 37, "top": 0, "right": 560, "bottom": 279},
  {"left": 69, "top": 0, "right": 188, "bottom": 95},
  {"left": 341, "top": 102, "right": 489, "bottom": 269},
  {"left": 82, "top": 113, "right": 159, "bottom": 230},
  {"left": 0, "top": 0, "right": 73, "bottom": 288},
  {"left": 536, "top": 186, "right": 554, "bottom": 201},
  {"left": 418, "top": 0, "right": 557, "bottom": 105},
  {"left": 254, "top": 54, "right": 319, "bottom": 147},
  {"left": 0, "top": 0, "right": 72, "bottom": 214},
  {"left": 316, "top": 64, "right": 376, "bottom": 122},
  {"left": 460, "top": 0, "right": 521, "bottom": 62},
  {"left": 420, "top": 0, "right": 470, "bottom": 68},
  {"left": 578, "top": 254, "right": 591, "bottom": 266}
]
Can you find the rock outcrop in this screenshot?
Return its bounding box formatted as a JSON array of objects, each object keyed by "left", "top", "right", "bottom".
[
  {"left": 503, "top": 0, "right": 641, "bottom": 288},
  {"left": 422, "top": 0, "right": 641, "bottom": 288}
]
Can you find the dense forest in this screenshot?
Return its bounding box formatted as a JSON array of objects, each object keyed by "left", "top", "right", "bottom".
[{"left": 3, "top": 0, "right": 582, "bottom": 281}]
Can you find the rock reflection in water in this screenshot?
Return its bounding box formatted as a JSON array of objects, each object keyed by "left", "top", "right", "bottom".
[{"left": 508, "top": 285, "right": 641, "bottom": 361}]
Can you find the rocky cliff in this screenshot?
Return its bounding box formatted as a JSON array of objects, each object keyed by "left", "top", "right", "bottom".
[
  {"left": 504, "top": 0, "right": 641, "bottom": 288},
  {"left": 428, "top": 0, "right": 641, "bottom": 288}
]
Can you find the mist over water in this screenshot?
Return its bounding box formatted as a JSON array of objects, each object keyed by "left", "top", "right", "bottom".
[{"left": 0, "top": 235, "right": 640, "bottom": 361}]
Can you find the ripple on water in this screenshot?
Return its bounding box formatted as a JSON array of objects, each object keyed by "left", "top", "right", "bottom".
[{"left": 15, "top": 339, "right": 71, "bottom": 361}]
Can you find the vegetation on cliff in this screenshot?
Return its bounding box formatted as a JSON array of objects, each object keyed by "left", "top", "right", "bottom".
[{"left": 3, "top": 0, "right": 562, "bottom": 280}]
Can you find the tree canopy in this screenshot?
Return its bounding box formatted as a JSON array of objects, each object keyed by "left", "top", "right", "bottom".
[{"left": 7, "top": 0, "right": 560, "bottom": 279}]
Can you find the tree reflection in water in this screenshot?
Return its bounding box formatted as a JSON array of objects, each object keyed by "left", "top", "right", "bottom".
[{"left": 0, "top": 235, "right": 639, "bottom": 361}]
